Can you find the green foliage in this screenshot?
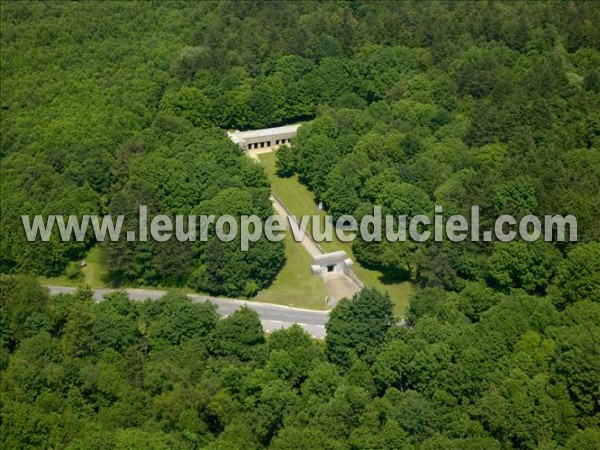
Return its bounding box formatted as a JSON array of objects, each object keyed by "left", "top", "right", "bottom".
[
  {"left": 547, "top": 300, "right": 600, "bottom": 418},
  {"left": 0, "top": 275, "right": 52, "bottom": 348},
  {"left": 406, "top": 287, "right": 459, "bottom": 325},
  {"left": 1, "top": 275, "right": 599, "bottom": 447},
  {"left": 65, "top": 262, "right": 83, "bottom": 280},
  {"left": 487, "top": 241, "right": 563, "bottom": 294},
  {"left": 142, "top": 293, "right": 218, "bottom": 351},
  {"left": 1, "top": 1, "right": 600, "bottom": 447},
  {"left": 550, "top": 242, "right": 600, "bottom": 308},
  {"left": 100, "top": 128, "right": 284, "bottom": 295},
  {"left": 325, "top": 288, "right": 394, "bottom": 367},
  {"left": 209, "top": 306, "right": 264, "bottom": 361},
  {"left": 274, "top": 145, "right": 295, "bottom": 178},
  {"left": 1, "top": 4, "right": 285, "bottom": 296},
  {"left": 2, "top": 0, "right": 598, "bottom": 297}
]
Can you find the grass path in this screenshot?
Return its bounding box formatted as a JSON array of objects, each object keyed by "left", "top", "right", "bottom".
[
  {"left": 258, "top": 151, "right": 414, "bottom": 316},
  {"left": 82, "top": 245, "right": 109, "bottom": 287},
  {"left": 38, "top": 245, "right": 109, "bottom": 288}
]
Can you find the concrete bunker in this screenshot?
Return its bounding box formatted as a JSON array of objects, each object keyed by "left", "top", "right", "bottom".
[
  {"left": 227, "top": 124, "right": 300, "bottom": 152},
  {"left": 311, "top": 251, "right": 354, "bottom": 277}
]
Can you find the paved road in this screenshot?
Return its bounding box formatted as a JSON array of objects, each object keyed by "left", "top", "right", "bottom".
[{"left": 45, "top": 285, "right": 329, "bottom": 338}]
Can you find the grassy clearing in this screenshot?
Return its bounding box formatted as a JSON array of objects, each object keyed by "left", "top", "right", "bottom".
[
  {"left": 82, "top": 245, "right": 109, "bottom": 287},
  {"left": 38, "top": 245, "right": 109, "bottom": 289},
  {"left": 37, "top": 274, "right": 82, "bottom": 288},
  {"left": 258, "top": 151, "right": 414, "bottom": 316},
  {"left": 256, "top": 232, "right": 329, "bottom": 310},
  {"left": 259, "top": 152, "right": 322, "bottom": 219}
]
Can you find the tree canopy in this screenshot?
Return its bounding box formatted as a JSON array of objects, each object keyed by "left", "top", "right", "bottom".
[
  {"left": 1, "top": 277, "right": 599, "bottom": 448},
  {"left": 1, "top": 1, "right": 599, "bottom": 447}
]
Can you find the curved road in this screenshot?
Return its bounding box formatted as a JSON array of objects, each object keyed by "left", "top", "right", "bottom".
[{"left": 45, "top": 285, "right": 329, "bottom": 339}]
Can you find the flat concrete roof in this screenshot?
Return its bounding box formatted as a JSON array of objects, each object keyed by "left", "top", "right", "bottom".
[
  {"left": 313, "top": 251, "right": 348, "bottom": 265},
  {"left": 227, "top": 124, "right": 301, "bottom": 144}
]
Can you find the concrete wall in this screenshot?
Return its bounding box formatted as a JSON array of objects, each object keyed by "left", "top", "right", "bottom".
[
  {"left": 244, "top": 134, "right": 294, "bottom": 150},
  {"left": 311, "top": 251, "right": 353, "bottom": 277},
  {"left": 228, "top": 124, "right": 300, "bottom": 152}
]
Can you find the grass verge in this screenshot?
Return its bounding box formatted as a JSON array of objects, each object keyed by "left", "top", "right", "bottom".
[
  {"left": 38, "top": 245, "right": 109, "bottom": 288},
  {"left": 255, "top": 232, "right": 329, "bottom": 310},
  {"left": 39, "top": 239, "right": 329, "bottom": 310},
  {"left": 258, "top": 151, "right": 414, "bottom": 316}
]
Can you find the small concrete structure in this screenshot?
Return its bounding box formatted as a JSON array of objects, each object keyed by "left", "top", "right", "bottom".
[
  {"left": 311, "top": 251, "right": 354, "bottom": 277},
  {"left": 229, "top": 124, "right": 364, "bottom": 306},
  {"left": 312, "top": 251, "right": 361, "bottom": 304},
  {"left": 227, "top": 124, "right": 300, "bottom": 152}
]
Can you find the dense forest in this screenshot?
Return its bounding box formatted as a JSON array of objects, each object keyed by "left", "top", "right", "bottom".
[
  {"left": 1, "top": 276, "right": 599, "bottom": 448},
  {"left": 2, "top": 1, "right": 599, "bottom": 295},
  {"left": 272, "top": 4, "right": 600, "bottom": 291},
  {"left": 1, "top": 1, "right": 600, "bottom": 448}
]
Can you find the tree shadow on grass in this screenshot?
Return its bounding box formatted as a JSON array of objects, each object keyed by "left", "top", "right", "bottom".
[{"left": 378, "top": 267, "right": 411, "bottom": 285}]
